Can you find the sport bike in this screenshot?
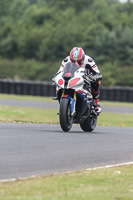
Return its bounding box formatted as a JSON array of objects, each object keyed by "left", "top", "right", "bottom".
[{"left": 52, "top": 62, "right": 99, "bottom": 132}]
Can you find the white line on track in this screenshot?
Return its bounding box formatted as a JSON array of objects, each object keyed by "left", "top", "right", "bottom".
[{"left": 1, "top": 161, "right": 133, "bottom": 183}]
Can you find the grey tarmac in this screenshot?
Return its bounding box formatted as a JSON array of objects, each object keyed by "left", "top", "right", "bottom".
[
  {"left": 0, "top": 123, "right": 133, "bottom": 180},
  {"left": 0, "top": 99, "right": 133, "bottom": 113}
]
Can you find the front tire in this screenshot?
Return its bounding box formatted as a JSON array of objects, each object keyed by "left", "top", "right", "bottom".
[
  {"left": 80, "top": 115, "right": 97, "bottom": 132},
  {"left": 59, "top": 98, "right": 73, "bottom": 132}
]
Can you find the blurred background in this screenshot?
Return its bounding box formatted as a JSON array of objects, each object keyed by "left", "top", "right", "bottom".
[{"left": 0, "top": 0, "right": 133, "bottom": 87}]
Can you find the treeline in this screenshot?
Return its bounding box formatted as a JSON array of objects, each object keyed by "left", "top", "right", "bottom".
[{"left": 0, "top": 0, "right": 133, "bottom": 86}]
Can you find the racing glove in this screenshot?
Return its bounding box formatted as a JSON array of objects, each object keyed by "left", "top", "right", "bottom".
[
  {"left": 83, "top": 74, "right": 96, "bottom": 83},
  {"left": 83, "top": 73, "right": 102, "bottom": 82}
]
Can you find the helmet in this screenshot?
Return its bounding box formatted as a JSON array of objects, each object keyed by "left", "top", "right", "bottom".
[{"left": 70, "top": 47, "right": 85, "bottom": 66}]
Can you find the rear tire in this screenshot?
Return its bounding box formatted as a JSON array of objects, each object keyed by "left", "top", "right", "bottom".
[
  {"left": 59, "top": 98, "right": 73, "bottom": 132},
  {"left": 80, "top": 115, "right": 97, "bottom": 132}
]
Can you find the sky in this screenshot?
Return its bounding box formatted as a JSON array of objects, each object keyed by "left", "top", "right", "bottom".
[
  {"left": 119, "top": 0, "right": 133, "bottom": 2},
  {"left": 119, "top": 0, "right": 127, "bottom": 2}
]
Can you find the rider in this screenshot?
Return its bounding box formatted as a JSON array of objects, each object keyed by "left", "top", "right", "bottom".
[{"left": 57, "top": 47, "right": 102, "bottom": 113}]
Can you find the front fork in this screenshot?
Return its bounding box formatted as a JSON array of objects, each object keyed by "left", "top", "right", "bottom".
[{"left": 61, "top": 91, "right": 76, "bottom": 116}]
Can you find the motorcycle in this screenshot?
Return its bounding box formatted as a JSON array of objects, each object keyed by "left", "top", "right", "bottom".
[{"left": 52, "top": 62, "right": 99, "bottom": 132}]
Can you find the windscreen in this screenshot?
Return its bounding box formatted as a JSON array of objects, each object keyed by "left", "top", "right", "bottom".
[{"left": 63, "top": 62, "right": 80, "bottom": 78}]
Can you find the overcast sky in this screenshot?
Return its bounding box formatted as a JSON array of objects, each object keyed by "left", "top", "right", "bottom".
[
  {"left": 119, "top": 0, "right": 133, "bottom": 2},
  {"left": 119, "top": 0, "right": 127, "bottom": 2}
]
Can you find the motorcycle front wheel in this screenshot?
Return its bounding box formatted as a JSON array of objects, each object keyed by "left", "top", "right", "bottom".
[
  {"left": 80, "top": 115, "right": 97, "bottom": 132},
  {"left": 59, "top": 98, "right": 73, "bottom": 132}
]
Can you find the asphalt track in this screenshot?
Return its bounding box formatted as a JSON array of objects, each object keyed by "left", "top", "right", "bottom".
[
  {"left": 0, "top": 99, "right": 133, "bottom": 113},
  {"left": 0, "top": 99, "right": 133, "bottom": 181},
  {"left": 0, "top": 123, "right": 133, "bottom": 181}
]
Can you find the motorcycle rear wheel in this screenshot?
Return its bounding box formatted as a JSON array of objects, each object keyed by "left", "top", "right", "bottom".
[
  {"left": 59, "top": 98, "right": 73, "bottom": 132},
  {"left": 80, "top": 115, "right": 97, "bottom": 132}
]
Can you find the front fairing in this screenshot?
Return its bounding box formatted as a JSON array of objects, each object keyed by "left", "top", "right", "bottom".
[
  {"left": 54, "top": 71, "right": 65, "bottom": 88},
  {"left": 54, "top": 62, "right": 85, "bottom": 89}
]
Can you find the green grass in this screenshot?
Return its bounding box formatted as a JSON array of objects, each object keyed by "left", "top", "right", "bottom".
[
  {"left": 100, "top": 101, "right": 133, "bottom": 107},
  {"left": 0, "top": 106, "right": 58, "bottom": 124},
  {"left": 0, "top": 165, "right": 133, "bottom": 200},
  {"left": 98, "top": 112, "right": 133, "bottom": 127},
  {"left": 0, "top": 94, "right": 53, "bottom": 102},
  {"left": 0, "top": 105, "right": 133, "bottom": 127}
]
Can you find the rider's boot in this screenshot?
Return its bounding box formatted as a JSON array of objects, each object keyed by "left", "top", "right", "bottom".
[
  {"left": 52, "top": 91, "right": 58, "bottom": 100},
  {"left": 94, "top": 98, "right": 102, "bottom": 113},
  {"left": 52, "top": 96, "right": 58, "bottom": 100},
  {"left": 91, "top": 89, "right": 102, "bottom": 113}
]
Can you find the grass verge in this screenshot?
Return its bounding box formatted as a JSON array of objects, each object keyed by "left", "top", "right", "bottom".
[
  {"left": 0, "top": 106, "right": 58, "bottom": 124},
  {"left": 0, "top": 94, "right": 53, "bottom": 102},
  {"left": 100, "top": 101, "right": 133, "bottom": 107},
  {"left": 0, "top": 105, "right": 133, "bottom": 126},
  {"left": 0, "top": 165, "right": 133, "bottom": 200}
]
